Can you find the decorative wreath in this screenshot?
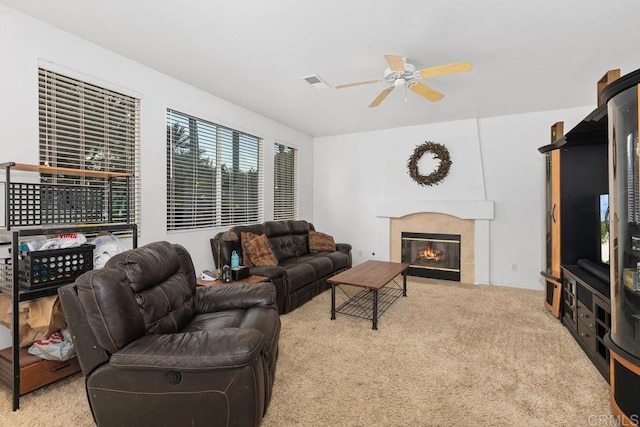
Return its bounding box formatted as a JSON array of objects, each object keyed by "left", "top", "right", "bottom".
[{"left": 407, "top": 141, "right": 452, "bottom": 186}]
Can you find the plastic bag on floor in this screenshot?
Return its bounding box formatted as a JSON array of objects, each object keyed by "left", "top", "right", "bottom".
[{"left": 27, "top": 328, "right": 75, "bottom": 361}]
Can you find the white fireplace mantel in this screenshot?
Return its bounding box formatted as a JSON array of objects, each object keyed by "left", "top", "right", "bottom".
[{"left": 376, "top": 200, "right": 494, "bottom": 220}]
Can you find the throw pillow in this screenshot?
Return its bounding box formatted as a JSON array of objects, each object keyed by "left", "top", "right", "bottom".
[
  {"left": 240, "top": 232, "right": 258, "bottom": 267},
  {"left": 309, "top": 230, "right": 336, "bottom": 253},
  {"left": 245, "top": 233, "right": 278, "bottom": 267}
]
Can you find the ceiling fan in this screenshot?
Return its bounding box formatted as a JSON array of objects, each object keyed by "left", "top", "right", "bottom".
[{"left": 335, "top": 54, "right": 472, "bottom": 108}]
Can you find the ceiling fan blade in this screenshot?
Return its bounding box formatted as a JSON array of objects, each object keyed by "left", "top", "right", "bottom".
[
  {"left": 368, "top": 86, "right": 394, "bottom": 108},
  {"left": 409, "top": 82, "right": 444, "bottom": 102},
  {"left": 419, "top": 61, "right": 473, "bottom": 79},
  {"left": 335, "top": 79, "right": 381, "bottom": 89},
  {"left": 384, "top": 54, "right": 405, "bottom": 72}
]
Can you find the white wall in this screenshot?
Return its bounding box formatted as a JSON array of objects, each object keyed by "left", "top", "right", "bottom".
[
  {"left": 478, "top": 107, "right": 591, "bottom": 288},
  {"left": 313, "top": 106, "right": 593, "bottom": 290},
  {"left": 0, "top": 6, "right": 313, "bottom": 346}
]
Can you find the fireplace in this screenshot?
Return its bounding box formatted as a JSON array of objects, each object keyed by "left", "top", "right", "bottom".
[{"left": 401, "top": 232, "right": 461, "bottom": 281}]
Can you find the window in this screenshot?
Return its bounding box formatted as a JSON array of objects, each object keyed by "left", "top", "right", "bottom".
[
  {"left": 166, "top": 109, "right": 263, "bottom": 230},
  {"left": 38, "top": 68, "right": 140, "bottom": 227},
  {"left": 273, "top": 143, "right": 298, "bottom": 221}
]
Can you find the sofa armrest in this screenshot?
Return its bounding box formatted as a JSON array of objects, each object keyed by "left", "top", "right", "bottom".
[
  {"left": 110, "top": 328, "right": 264, "bottom": 370},
  {"left": 195, "top": 283, "right": 277, "bottom": 313},
  {"left": 248, "top": 265, "right": 287, "bottom": 279},
  {"left": 248, "top": 266, "right": 289, "bottom": 313},
  {"left": 336, "top": 243, "right": 352, "bottom": 268},
  {"left": 336, "top": 243, "right": 352, "bottom": 253}
]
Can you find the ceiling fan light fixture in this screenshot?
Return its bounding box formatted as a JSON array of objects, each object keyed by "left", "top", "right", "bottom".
[
  {"left": 383, "top": 62, "right": 416, "bottom": 83},
  {"left": 393, "top": 77, "right": 406, "bottom": 87},
  {"left": 403, "top": 62, "right": 416, "bottom": 74}
]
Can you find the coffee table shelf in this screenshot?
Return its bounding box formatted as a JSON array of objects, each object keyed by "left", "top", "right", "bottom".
[{"left": 335, "top": 286, "right": 403, "bottom": 321}]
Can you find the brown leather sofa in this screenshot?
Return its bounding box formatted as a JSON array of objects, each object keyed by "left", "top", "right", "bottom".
[
  {"left": 211, "top": 220, "right": 351, "bottom": 314},
  {"left": 58, "top": 241, "right": 280, "bottom": 427}
]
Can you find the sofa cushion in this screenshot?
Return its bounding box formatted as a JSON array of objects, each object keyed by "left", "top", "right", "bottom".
[
  {"left": 291, "top": 234, "right": 309, "bottom": 257},
  {"left": 264, "top": 221, "right": 296, "bottom": 262},
  {"left": 108, "top": 240, "right": 181, "bottom": 292},
  {"left": 76, "top": 267, "right": 146, "bottom": 353},
  {"left": 279, "top": 262, "right": 316, "bottom": 292},
  {"left": 107, "top": 242, "right": 196, "bottom": 336},
  {"left": 240, "top": 232, "right": 258, "bottom": 267},
  {"left": 135, "top": 274, "right": 197, "bottom": 335},
  {"left": 264, "top": 220, "right": 291, "bottom": 237},
  {"left": 245, "top": 234, "right": 278, "bottom": 266},
  {"left": 181, "top": 309, "right": 246, "bottom": 331},
  {"left": 288, "top": 220, "right": 311, "bottom": 234},
  {"left": 269, "top": 235, "right": 298, "bottom": 262},
  {"left": 288, "top": 220, "right": 311, "bottom": 256},
  {"left": 309, "top": 230, "right": 337, "bottom": 252},
  {"left": 302, "top": 255, "right": 334, "bottom": 278},
  {"left": 76, "top": 242, "right": 198, "bottom": 353},
  {"left": 323, "top": 251, "right": 350, "bottom": 271}
]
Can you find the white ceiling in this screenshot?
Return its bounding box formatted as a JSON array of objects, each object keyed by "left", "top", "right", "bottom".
[{"left": 3, "top": 0, "right": 640, "bottom": 137}]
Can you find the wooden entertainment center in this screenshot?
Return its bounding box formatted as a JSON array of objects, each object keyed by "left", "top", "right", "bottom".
[
  {"left": 538, "top": 70, "right": 619, "bottom": 380},
  {"left": 541, "top": 67, "right": 640, "bottom": 425}
]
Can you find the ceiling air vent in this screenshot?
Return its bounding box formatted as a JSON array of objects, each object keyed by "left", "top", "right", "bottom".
[{"left": 302, "top": 74, "right": 330, "bottom": 90}]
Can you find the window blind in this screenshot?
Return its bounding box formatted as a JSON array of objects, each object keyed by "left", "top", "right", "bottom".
[
  {"left": 38, "top": 68, "right": 140, "bottom": 228},
  {"left": 273, "top": 143, "right": 298, "bottom": 221},
  {"left": 166, "top": 109, "right": 263, "bottom": 230}
]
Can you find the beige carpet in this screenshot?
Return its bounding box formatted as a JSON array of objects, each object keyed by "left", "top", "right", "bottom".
[{"left": 0, "top": 280, "right": 610, "bottom": 426}]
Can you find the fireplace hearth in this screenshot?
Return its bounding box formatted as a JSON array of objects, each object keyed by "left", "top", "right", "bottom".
[{"left": 401, "top": 232, "right": 461, "bottom": 281}]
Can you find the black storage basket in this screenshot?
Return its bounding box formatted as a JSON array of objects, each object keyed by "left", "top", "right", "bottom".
[{"left": 18, "top": 244, "right": 95, "bottom": 290}]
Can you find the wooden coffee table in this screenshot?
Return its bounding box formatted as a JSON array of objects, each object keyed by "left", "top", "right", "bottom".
[{"left": 328, "top": 260, "right": 409, "bottom": 330}]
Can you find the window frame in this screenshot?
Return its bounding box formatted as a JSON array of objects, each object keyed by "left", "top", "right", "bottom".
[
  {"left": 166, "top": 109, "right": 264, "bottom": 231},
  {"left": 273, "top": 142, "right": 299, "bottom": 221},
  {"left": 37, "top": 67, "right": 140, "bottom": 229}
]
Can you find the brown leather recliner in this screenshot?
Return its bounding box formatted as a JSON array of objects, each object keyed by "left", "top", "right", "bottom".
[{"left": 58, "top": 241, "right": 280, "bottom": 427}]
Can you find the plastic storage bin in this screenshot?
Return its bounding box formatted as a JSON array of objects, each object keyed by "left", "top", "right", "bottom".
[{"left": 17, "top": 244, "right": 95, "bottom": 290}]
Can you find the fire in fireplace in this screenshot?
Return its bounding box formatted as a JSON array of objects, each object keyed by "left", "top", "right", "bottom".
[
  {"left": 417, "top": 243, "right": 445, "bottom": 262},
  {"left": 401, "top": 232, "right": 461, "bottom": 281}
]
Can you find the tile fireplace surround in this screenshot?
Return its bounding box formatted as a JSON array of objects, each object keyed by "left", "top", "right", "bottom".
[{"left": 377, "top": 200, "right": 494, "bottom": 285}]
